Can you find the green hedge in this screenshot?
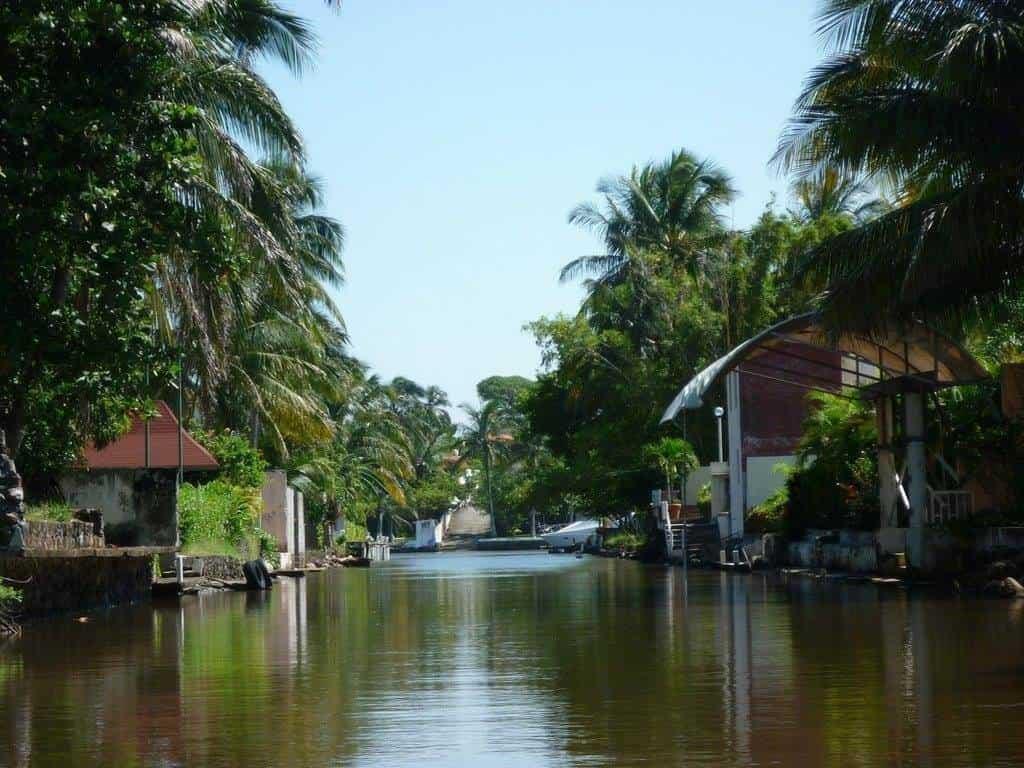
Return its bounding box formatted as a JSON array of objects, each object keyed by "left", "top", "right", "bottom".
[
  {"left": 24, "top": 501, "right": 72, "bottom": 523},
  {"left": 178, "top": 480, "right": 262, "bottom": 558},
  {"left": 604, "top": 531, "right": 647, "bottom": 552},
  {"left": 196, "top": 431, "right": 267, "bottom": 489}
]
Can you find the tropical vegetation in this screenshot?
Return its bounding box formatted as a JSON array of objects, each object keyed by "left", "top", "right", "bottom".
[
  {"left": 522, "top": 149, "right": 853, "bottom": 519},
  {"left": 777, "top": 0, "right": 1024, "bottom": 332},
  {"left": 7, "top": 0, "right": 1024, "bottom": 551},
  {"left": 1, "top": 1, "right": 479, "bottom": 546}
]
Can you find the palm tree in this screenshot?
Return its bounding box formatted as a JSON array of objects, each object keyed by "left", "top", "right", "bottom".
[
  {"left": 776, "top": 0, "right": 1024, "bottom": 332},
  {"left": 146, "top": 1, "right": 350, "bottom": 455},
  {"left": 165, "top": 0, "right": 314, "bottom": 273},
  {"left": 460, "top": 401, "right": 514, "bottom": 538},
  {"left": 386, "top": 378, "right": 454, "bottom": 482},
  {"left": 643, "top": 437, "right": 698, "bottom": 505},
  {"left": 289, "top": 374, "right": 415, "bottom": 538},
  {"left": 561, "top": 150, "right": 736, "bottom": 295},
  {"left": 153, "top": 160, "right": 347, "bottom": 456},
  {"left": 790, "top": 167, "right": 887, "bottom": 224}
]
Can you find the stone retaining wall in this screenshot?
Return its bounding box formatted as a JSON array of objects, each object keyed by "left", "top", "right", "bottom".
[
  {"left": 24, "top": 519, "right": 105, "bottom": 551},
  {"left": 193, "top": 555, "right": 244, "bottom": 580},
  {"left": 785, "top": 529, "right": 879, "bottom": 573},
  {"left": 779, "top": 526, "right": 1024, "bottom": 575},
  {"left": 0, "top": 554, "right": 152, "bottom": 617}
]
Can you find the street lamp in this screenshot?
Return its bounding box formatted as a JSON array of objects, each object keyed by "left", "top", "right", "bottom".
[{"left": 714, "top": 406, "right": 725, "bottom": 463}]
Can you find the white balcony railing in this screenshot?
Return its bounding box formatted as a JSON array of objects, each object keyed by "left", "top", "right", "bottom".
[{"left": 927, "top": 488, "right": 973, "bottom": 524}]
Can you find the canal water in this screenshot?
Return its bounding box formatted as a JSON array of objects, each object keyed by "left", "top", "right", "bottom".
[{"left": 2, "top": 552, "right": 1023, "bottom": 767}]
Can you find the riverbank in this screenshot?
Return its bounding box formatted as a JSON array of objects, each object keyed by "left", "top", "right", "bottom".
[{"left": 7, "top": 552, "right": 1024, "bottom": 767}]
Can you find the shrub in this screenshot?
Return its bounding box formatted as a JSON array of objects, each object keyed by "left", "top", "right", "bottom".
[
  {"left": 178, "top": 480, "right": 262, "bottom": 558},
  {"left": 0, "top": 585, "right": 21, "bottom": 635},
  {"left": 196, "top": 431, "right": 267, "bottom": 489},
  {"left": 697, "top": 483, "right": 712, "bottom": 519},
  {"left": 255, "top": 529, "right": 280, "bottom": 568},
  {"left": 605, "top": 531, "right": 646, "bottom": 552},
  {"left": 24, "top": 501, "right": 72, "bottom": 523},
  {"left": 783, "top": 393, "right": 879, "bottom": 537},
  {"left": 345, "top": 521, "right": 369, "bottom": 542},
  {"left": 0, "top": 585, "right": 21, "bottom": 609},
  {"left": 746, "top": 485, "right": 786, "bottom": 534}
]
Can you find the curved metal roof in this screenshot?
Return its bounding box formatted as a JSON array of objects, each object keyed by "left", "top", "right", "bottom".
[{"left": 661, "top": 313, "right": 988, "bottom": 423}]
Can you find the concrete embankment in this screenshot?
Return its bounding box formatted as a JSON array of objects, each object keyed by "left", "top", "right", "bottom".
[{"left": 475, "top": 537, "right": 546, "bottom": 551}]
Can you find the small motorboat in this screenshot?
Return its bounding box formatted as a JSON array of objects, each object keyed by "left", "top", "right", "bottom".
[{"left": 541, "top": 519, "right": 599, "bottom": 551}]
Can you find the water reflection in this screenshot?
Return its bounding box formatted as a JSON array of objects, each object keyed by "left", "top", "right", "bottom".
[{"left": 1, "top": 553, "right": 1023, "bottom": 767}]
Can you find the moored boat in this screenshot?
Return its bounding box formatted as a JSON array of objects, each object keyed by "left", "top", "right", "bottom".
[{"left": 540, "top": 519, "right": 599, "bottom": 551}]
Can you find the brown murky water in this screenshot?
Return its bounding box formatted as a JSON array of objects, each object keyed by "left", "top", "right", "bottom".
[{"left": 1, "top": 552, "right": 1024, "bottom": 767}]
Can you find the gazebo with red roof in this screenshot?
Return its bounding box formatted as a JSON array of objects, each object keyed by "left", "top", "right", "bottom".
[
  {"left": 81, "top": 401, "right": 218, "bottom": 472},
  {"left": 62, "top": 402, "right": 218, "bottom": 547}
]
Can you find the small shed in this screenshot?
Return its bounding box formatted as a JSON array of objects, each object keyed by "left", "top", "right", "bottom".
[
  {"left": 412, "top": 517, "right": 446, "bottom": 551},
  {"left": 60, "top": 401, "right": 218, "bottom": 547}
]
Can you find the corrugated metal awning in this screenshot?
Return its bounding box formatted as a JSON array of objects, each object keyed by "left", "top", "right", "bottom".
[
  {"left": 81, "top": 401, "right": 219, "bottom": 471},
  {"left": 660, "top": 313, "right": 988, "bottom": 423}
]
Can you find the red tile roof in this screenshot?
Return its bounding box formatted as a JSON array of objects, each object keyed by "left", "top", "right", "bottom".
[{"left": 82, "top": 401, "right": 219, "bottom": 471}]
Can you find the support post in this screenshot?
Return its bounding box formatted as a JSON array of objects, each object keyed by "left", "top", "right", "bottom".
[
  {"left": 710, "top": 461, "right": 730, "bottom": 541},
  {"left": 904, "top": 392, "right": 928, "bottom": 568},
  {"left": 876, "top": 396, "right": 897, "bottom": 530},
  {"left": 726, "top": 372, "right": 745, "bottom": 540}
]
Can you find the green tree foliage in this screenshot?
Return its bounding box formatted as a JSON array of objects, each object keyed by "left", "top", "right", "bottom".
[
  {"left": 152, "top": 3, "right": 348, "bottom": 460},
  {"left": 777, "top": 0, "right": 1024, "bottom": 331},
  {"left": 288, "top": 372, "right": 416, "bottom": 535},
  {"left": 560, "top": 149, "right": 736, "bottom": 300},
  {"left": 789, "top": 167, "right": 887, "bottom": 225},
  {"left": 643, "top": 437, "right": 698, "bottom": 498},
  {"left": 476, "top": 376, "right": 534, "bottom": 417},
  {"left": 0, "top": 1, "right": 214, "bottom": 470},
  {"left": 460, "top": 399, "right": 514, "bottom": 537},
  {"left": 525, "top": 150, "right": 844, "bottom": 514},
  {"left": 457, "top": 376, "right": 581, "bottom": 536},
  {"left": 2, "top": 0, "right": 347, "bottom": 484},
  {"left": 198, "top": 431, "right": 268, "bottom": 489},
  {"left": 178, "top": 480, "right": 262, "bottom": 557},
  {"left": 784, "top": 394, "right": 879, "bottom": 535}
]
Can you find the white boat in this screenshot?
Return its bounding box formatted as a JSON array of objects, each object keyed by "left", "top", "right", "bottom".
[{"left": 541, "top": 519, "right": 600, "bottom": 550}]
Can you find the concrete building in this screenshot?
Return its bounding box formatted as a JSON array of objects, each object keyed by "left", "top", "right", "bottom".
[
  {"left": 409, "top": 510, "right": 453, "bottom": 551},
  {"left": 662, "top": 312, "right": 987, "bottom": 569},
  {"left": 260, "top": 470, "right": 306, "bottom": 568},
  {"left": 60, "top": 401, "right": 218, "bottom": 547}
]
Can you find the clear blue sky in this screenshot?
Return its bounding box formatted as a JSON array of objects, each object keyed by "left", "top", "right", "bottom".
[{"left": 264, "top": 0, "right": 822, "bottom": 413}]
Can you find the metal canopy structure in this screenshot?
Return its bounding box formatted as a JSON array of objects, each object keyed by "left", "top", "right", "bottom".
[{"left": 660, "top": 312, "right": 988, "bottom": 423}]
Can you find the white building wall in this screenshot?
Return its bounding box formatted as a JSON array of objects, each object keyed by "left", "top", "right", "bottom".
[
  {"left": 293, "top": 490, "right": 305, "bottom": 567},
  {"left": 683, "top": 466, "right": 712, "bottom": 506},
  {"left": 413, "top": 519, "right": 444, "bottom": 548},
  {"left": 745, "top": 455, "right": 797, "bottom": 509},
  {"left": 260, "top": 471, "right": 306, "bottom": 568},
  {"left": 284, "top": 487, "right": 296, "bottom": 568}
]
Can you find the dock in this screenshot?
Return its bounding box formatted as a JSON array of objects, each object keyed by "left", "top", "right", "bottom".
[{"left": 475, "top": 537, "right": 547, "bottom": 551}]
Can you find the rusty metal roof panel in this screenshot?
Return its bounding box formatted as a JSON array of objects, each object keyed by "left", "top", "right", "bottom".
[{"left": 81, "top": 401, "right": 219, "bottom": 471}]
